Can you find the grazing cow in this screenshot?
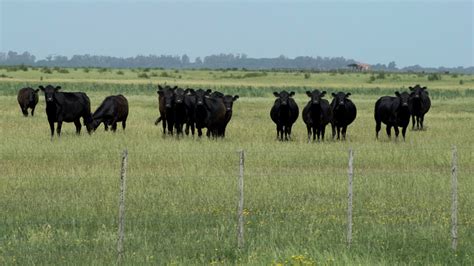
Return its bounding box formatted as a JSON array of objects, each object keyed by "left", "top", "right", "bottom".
[
  {"left": 155, "top": 85, "right": 177, "bottom": 135},
  {"left": 330, "top": 92, "right": 357, "bottom": 140},
  {"left": 184, "top": 88, "right": 197, "bottom": 136},
  {"left": 302, "top": 90, "right": 332, "bottom": 142},
  {"left": 173, "top": 88, "right": 187, "bottom": 136},
  {"left": 17, "top": 87, "right": 39, "bottom": 116},
  {"left": 211, "top": 91, "right": 239, "bottom": 137},
  {"left": 270, "top": 91, "right": 299, "bottom": 141},
  {"left": 39, "top": 85, "right": 93, "bottom": 138},
  {"left": 374, "top": 91, "right": 411, "bottom": 140},
  {"left": 91, "top": 95, "right": 129, "bottom": 132},
  {"left": 409, "top": 84, "right": 431, "bottom": 130}
]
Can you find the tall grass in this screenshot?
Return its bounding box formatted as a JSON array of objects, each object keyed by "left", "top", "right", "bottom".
[{"left": 0, "top": 73, "right": 473, "bottom": 264}]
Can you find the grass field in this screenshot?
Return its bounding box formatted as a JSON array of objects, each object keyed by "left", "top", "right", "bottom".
[{"left": 0, "top": 68, "right": 473, "bottom": 265}]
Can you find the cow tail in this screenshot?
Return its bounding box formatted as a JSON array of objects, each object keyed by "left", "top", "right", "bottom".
[{"left": 155, "top": 117, "right": 162, "bottom": 125}]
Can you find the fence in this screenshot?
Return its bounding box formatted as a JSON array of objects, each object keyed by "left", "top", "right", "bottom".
[{"left": 0, "top": 146, "right": 472, "bottom": 264}]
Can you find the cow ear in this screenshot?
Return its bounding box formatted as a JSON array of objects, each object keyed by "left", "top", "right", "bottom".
[
  {"left": 345, "top": 92, "right": 351, "bottom": 98},
  {"left": 55, "top": 86, "right": 61, "bottom": 91},
  {"left": 273, "top": 92, "right": 280, "bottom": 97},
  {"left": 331, "top": 92, "right": 337, "bottom": 98},
  {"left": 233, "top": 95, "right": 239, "bottom": 101},
  {"left": 395, "top": 91, "right": 401, "bottom": 97},
  {"left": 34, "top": 89, "right": 40, "bottom": 93},
  {"left": 409, "top": 86, "right": 414, "bottom": 91},
  {"left": 422, "top": 86, "right": 427, "bottom": 90},
  {"left": 305, "top": 91, "right": 311, "bottom": 97},
  {"left": 289, "top": 91, "right": 295, "bottom": 97},
  {"left": 157, "top": 90, "right": 163, "bottom": 96},
  {"left": 321, "top": 91, "right": 326, "bottom": 97},
  {"left": 39, "top": 86, "right": 45, "bottom": 91},
  {"left": 173, "top": 86, "right": 178, "bottom": 90},
  {"left": 158, "top": 85, "right": 163, "bottom": 91},
  {"left": 206, "top": 89, "right": 212, "bottom": 94}
]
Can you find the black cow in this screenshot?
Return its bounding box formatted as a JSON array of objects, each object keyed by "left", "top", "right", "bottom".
[
  {"left": 17, "top": 87, "right": 39, "bottom": 116},
  {"left": 330, "top": 92, "right": 357, "bottom": 140},
  {"left": 211, "top": 91, "right": 239, "bottom": 137},
  {"left": 155, "top": 85, "right": 177, "bottom": 135},
  {"left": 39, "top": 85, "right": 93, "bottom": 138},
  {"left": 302, "top": 90, "right": 332, "bottom": 142},
  {"left": 270, "top": 91, "right": 299, "bottom": 141},
  {"left": 194, "top": 89, "right": 226, "bottom": 138},
  {"left": 409, "top": 84, "right": 431, "bottom": 130},
  {"left": 374, "top": 91, "right": 411, "bottom": 140},
  {"left": 173, "top": 88, "right": 187, "bottom": 136},
  {"left": 184, "top": 88, "right": 196, "bottom": 136},
  {"left": 91, "top": 95, "right": 129, "bottom": 132}
]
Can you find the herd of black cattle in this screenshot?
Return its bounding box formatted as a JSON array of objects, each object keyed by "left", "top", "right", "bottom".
[{"left": 16, "top": 84, "right": 431, "bottom": 141}]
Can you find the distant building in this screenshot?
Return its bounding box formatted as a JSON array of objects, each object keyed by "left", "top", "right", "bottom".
[{"left": 347, "top": 63, "right": 370, "bottom": 71}]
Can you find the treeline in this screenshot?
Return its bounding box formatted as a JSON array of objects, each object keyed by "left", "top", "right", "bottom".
[{"left": 0, "top": 51, "right": 472, "bottom": 74}]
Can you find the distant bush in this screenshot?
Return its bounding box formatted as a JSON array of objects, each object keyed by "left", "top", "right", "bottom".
[
  {"left": 116, "top": 70, "right": 124, "bottom": 75},
  {"left": 375, "top": 72, "right": 386, "bottom": 79},
  {"left": 137, "top": 73, "right": 150, "bottom": 79},
  {"left": 83, "top": 68, "right": 90, "bottom": 73},
  {"left": 97, "top": 68, "right": 108, "bottom": 73},
  {"left": 0, "top": 74, "right": 11, "bottom": 78},
  {"left": 57, "top": 68, "right": 69, "bottom": 74},
  {"left": 160, "top": 72, "right": 170, "bottom": 78},
  {"left": 150, "top": 72, "right": 158, "bottom": 77},
  {"left": 459, "top": 80, "right": 464, "bottom": 85},
  {"left": 304, "top": 73, "right": 311, "bottom": 79},
  {"left": 41, "top": 67, "right": 53, "bottom": 74},
  {"left": 142, "top": 68, "right": 150, "bottom": 72},
  {"left": 174, "top": 69, "right": 179, "bottom": 73},
  {"left": 6, "top": 67, "right": 18, "bottom": 72},
  {"left": 19, "top": 65, "right": 28, "bottom": 71},
  {"left": 427, "top": 73, "right": 442, "bottom": 81},
  {"left": 178, "top": 75, "right": 182, "bottom": 79}
]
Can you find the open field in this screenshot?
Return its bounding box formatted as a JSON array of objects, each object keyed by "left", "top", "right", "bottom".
[{"left": 0, "top": 69, "right": 473, "bottom": 265}]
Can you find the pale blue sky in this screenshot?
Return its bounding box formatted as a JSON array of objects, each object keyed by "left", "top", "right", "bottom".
[{"left": 1, "top": 0, "right": 472, "bottom": 67}]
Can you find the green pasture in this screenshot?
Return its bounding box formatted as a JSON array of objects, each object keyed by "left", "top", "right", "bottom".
[{"left": 0, "top": 69, "right": 473, "bottom": 265}]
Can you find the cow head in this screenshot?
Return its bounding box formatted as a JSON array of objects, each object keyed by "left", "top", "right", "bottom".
[
  {"left": 27, "top": 88, "right": 39, "bottom": 103},
  {"left": 395, "top": 91, "right": 410, "bottom": 107},
  {"left": 39, "top": 85, "right": 61, "bottom": 103},
  {"left": 331, "top": 92, "right": 351, "bottom": 107},
  {"left": 274, "top": 91, "right": 295, "bottom": 106},
  {"left": 306, "top": 90, "right": 326, "bottom": 106},
  {"left": 157, "top": 85, "right": 175, "bottom": 109},
  {"left": 409, "top": 84, "right": 428, "bottom": 99},
  {"left": 223, "top": 95, "right": 239, "bottom": 112},
  {"left": 174, "top": 88, "right": 186, "bottom": 104},
  {"left": 195, "top": 89, "right": 212, "bottom": 106}
]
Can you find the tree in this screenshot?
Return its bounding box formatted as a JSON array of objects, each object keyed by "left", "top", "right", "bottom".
[{"left": 388, "top": 61, "right": 397, "bottom": 70}]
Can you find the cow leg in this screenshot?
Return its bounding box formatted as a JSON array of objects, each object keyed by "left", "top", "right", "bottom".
[
  {"left": 306, "top": 125, "right": 311, "bottom": 142},
  {"left": 56, "top": 120, "right": 63, "bottom": 137},
  {"left": 74, "top": 120, "right": 82, "bottom": 135},
  {"left": 122, "top": 120, "right": 126, "bottom": 130},
  {"left": 331, "top": 124, "right": 336, "bottom": 140},
  {"left": 420, "top": 115, "right": 424, "bottom": 130},
  {"left": 321, "top": 126, "right": 326, "bottom": 141},
  {"left": 394, "top": 126, "right": 400, "bottom": 139},
  {"left": 375, "top": 120, "right": 381, "bottom": 139},
  {"left": 385, "top": 125, "right": 392, "bottom": 138},
  {"left": 111, "top": 122, "right": 118, "bottom": 132},
  {"left": 401, "top": 126, "right": 407, "bottom": 141},
  {"left": 31, "top": 107, "right": 35, "bottom": 116},
  {"left": 49, "top": 120, "right": 55, "bottom": 139},
  {"left": 412, "top": 115, "right": 416, "bottom": 129},
  {"left": 162, "top": 119, "right": 166, "bottom": 134},
  {"left": 342, "top": 126, "right": 347, "bottom": 140},
  {"left": 197, "top": 127, "right": 203, "bottom": 137},
  {"left": 337, "top": 126, "right": 341, "bottom": 140},
  {"left": 287, "top": 125, "right": 292, "bottom": 140},
  {"left": 190, "top": 123, "right": 195, "bottom": 137},
  {"left": 104, "top": 122, "right": 109, "bottom": 131},
  {"left": 21, "top": 107, "right": 28, "bottom": 117}
]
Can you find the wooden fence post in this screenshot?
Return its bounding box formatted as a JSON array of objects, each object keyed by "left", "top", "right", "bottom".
[
  {"left": 117, "top": 149, "right": 128, "bottom": 264},
  {"left": 237, "top": 150, "right": 245, "bottom": 249},
  {"left": 451, "top": 145, "right": 458, "bottom": 251},
  {"left": 347, "top": 148, "right": 354, "bottom": 248}
]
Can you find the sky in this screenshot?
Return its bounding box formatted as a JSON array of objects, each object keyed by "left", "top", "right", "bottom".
[{"left": 1, "top": 0, "right": 472, "bottom": 68}]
